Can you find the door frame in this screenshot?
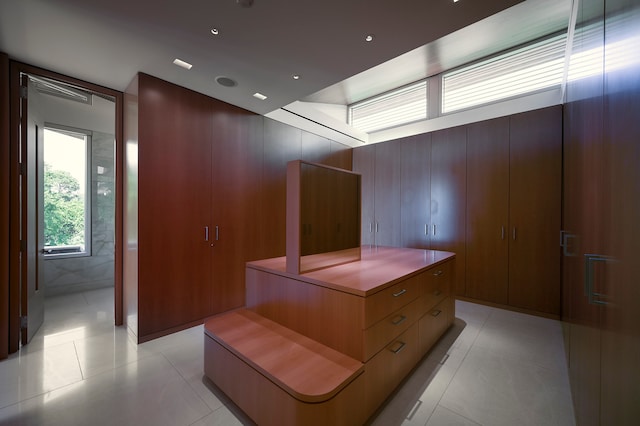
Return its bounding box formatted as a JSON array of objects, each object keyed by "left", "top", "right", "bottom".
[{"left": 6, "top": 61, "right": 123, "bottom": 354}]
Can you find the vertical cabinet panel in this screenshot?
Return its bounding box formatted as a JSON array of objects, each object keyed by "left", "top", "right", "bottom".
[
  {"left": 400, "top": 134, "right": 431, "bottom": 249},
  {"left": 431, "top": 127, "right": 467, "bottom": 296},
  {"left": 465, "top": 117, "right": 509, "bottom": 304},
  {"left": 211, "top": 105, "right": 264, "bottom": 314},
  {"left": 508, "top": 106, "right": 562, "bottom": 315},
  {"left": 137, "top": 74, "right": 214, "bottom": 336},
  {"left": 353, "top": 144, "right": 376, "bottom": 245},
  {"left": 374, "top": 142, "right": 401, "bottom": 247},
  {"left": 260, "top": 119, "right": 301, "bottom": 259}
]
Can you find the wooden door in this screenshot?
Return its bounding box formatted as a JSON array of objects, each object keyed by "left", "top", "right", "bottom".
[
  {"left": 508, "top": 106, "right": 562, "bottom": 315},
  {"left": 353, "top": 144, "right": 375, "bottom": 245},
  {"left": 465, "top": 117, "right": 509, "bottom": 304},
  {"left": 301, "top": 131, "right": 331, "bottom": 164},
  {"left": 374, "top": 142, "right": 401, "bottom": 247},
  {"left": 137, "top": 74, "right": 214, "bottom": 337},
  {"left": 599, "top": 4, "right": 640, "bottom": 419},
  {"left": 431, "top": 126, "right": 467, "bottom": 295},
  {"left": 211, "top": 102, "right": 263, "bottom": 314},
  {"left": 400, "top": 134, "right": 431, "bottom": 249},
  {"left": 564, "top": 96, "right": 605, "bottom": 426}
]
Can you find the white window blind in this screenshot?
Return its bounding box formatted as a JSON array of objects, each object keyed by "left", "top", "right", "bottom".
[
  {"left": 349, "top": 81, "right": 427, "bottom": 133},
  {"left": 442, "top": 33, "right": 567, "bottom": 113}
]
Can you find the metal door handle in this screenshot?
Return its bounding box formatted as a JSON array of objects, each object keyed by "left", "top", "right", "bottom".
[
  {"left": 501, "top": 226, "right": 505, "bottom": 240},
  {"left": 204, "top": 226, "right": 209, "bottom": 241},
  {"left": 215, "top": 225, "right": 219, "bottom": 241},
  {"left": 512, "top": 227, "right": 517, "bottom": 240},
  {"left": 584, "top": 253, "right": 609, "bottom": 305},
  {"left": 390, "top": 341, "right": 406, "bottom": 354},
  {"left": 393, "top": 289, "right": 407, "bottom": 297}
]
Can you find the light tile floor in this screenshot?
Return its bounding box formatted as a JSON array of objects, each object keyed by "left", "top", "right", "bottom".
[{"left": 0, "top": 288, "right": 576, "bottom": 425}]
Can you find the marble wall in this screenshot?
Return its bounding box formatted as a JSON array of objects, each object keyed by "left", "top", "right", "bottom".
[{"left": 44, "top": 131, "right": 115, "bottom": 296}]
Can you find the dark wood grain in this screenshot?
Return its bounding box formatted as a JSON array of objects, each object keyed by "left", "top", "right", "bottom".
[
  {"left": 353, "top": 144, "right": 376, "bottom": 245},
  {"left": 430, "top": 126, "right": 467, "bottom": 295},
  {"left": 465, "top": 117, "right": 509, "bottom": 304},
  {"left": 400, "top": 133, "right": 431, "bottom": 249},
  {"left": 508, "top": 106, "right": 562, "bottom": 315},
  {"left": 374, "top": 142, "right": 402, "bottom": 247},
  {"left": 0, "top": 52, "right": 9, "bottom": 360},
  {"left": 137, "top": 74, "right": 214, "bottom": 336}
]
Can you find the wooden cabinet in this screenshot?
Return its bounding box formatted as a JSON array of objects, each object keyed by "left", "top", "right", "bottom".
[
  {"left": 246, "top": 247, "right": 455, "bottom": 421},
  {"left": 124, "top": 74, "right": 354, "bottom": 342},
  {"left": 400, "top": 134, "right": 431, "bottom": 249},
  {"left": 465, "top": 117, "right": 510, "bottom": 305},
  {"left": 353, "top": 143, "right": 401, "bottom": 247},
  {"left": 465, "top": 109, "right": 562, "bottom": 316},
  {"left": 508, "top": 107, "right": 562, "bottom": 315},
  {"left": 135, "top": 74, "right": 215, "bottom": 338},
  {"left": 431, "top": 126, "right": 467, "bottom": 296}
]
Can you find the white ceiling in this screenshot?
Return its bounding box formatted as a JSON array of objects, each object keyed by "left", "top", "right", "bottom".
[{"left": 0, "top": 0, "right": 573, "bottom": 121}]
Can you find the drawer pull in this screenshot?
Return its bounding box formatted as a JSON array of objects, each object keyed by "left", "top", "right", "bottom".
[
  {"left": 393, "top": 289, "right": 407, "bottom": 297},
  {"left": 391, "top": 315, "right": 407, "bottom": 325},
  {"left": 390, "top": 341, "right": 406, "bottom": 354},
  {"left": 433, "top": 290, "right": 442, "bottom": 296},
  {"left": 432, "top": 270, "right": 443, "bottom": 276},
  {"left": 431, "top": 309, "right": 442, "bottom": 317}
]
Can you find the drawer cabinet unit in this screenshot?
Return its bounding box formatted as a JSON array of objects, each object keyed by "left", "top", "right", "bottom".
[{"left": 246, "top": 246, "right": 455, "bottom": 421}]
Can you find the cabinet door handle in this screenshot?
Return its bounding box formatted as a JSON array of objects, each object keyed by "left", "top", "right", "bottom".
[
  {"left": 501, "top": 226, "right": 505, "bottom": 240},
  {"left": 215, "top": 225, "right": 219, "bottom": 241},
  {"left": 390, "top": 341, "right": 406, "bottom": 354},
  {"left": 425, "top": 224, "right": 428, "bottom": 235},
  {"left": 431, "top": 309, "right": 442, "bottom": 317},
  {"left": 204, "top": 226, "right": 209, "bottom": 241},
  {"left": 512, "top": 227, "right": 517, "bottom": 240},
  {"left": 376, "top": 222, "right": 379, "bottom": 233},
  {"left": 433, "top": 224, "right": 436, "bottom": 236},
  {"left": 369, "top": 222, "right": 373, "bottom": 233},
  {"left": 432, "top": 270, "right": 443, "bottom": 276},
  {"left": 584, "top": 254, "right": 609, "bottom": 305},
  {"left": 392, "top": 289, "right": 407, "bottom": 297},
  {"left": 391, "top": 315, "right": 407, "bottom": 326}
]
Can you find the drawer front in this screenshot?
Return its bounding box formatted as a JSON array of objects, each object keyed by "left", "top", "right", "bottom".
[
  {"left": 364, "top": 274, "right": 421, "bottom": 328},
  {"left": 362, "top": 297, "right": 423, "bottom": 362},
  {"left": 418, "top": 297, "right": 454, "bottom": 357},
  {"left": 421, "top": 260, "right": 453, "bottom": 312},
  {"left": 363, "top": 323, "right": 420, "bottom": 417}
]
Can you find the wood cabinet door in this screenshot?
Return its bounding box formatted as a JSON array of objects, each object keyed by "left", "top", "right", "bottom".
[
  {"left": 400, "top": 134, "right": 431, "bottom": 249},
  {"left": 431, "top": 126, "right": 467, "bottom": 295},
  {"left": 465, "top": 117, "right": 509, "bottom": 304},
  {"left": 137, "top": 74, "right": 214, "bottom": 336},
  {"left": 353, "top": 144, "right": 375, "bottom": 245},
  {"left": 508, "top": 106, "right": 562, "bottom": 315},
  {"left": 211, "top": 103, "right": 263, "bottom": 314},
  {"left": 374, "top": 142, "right": 401, "bottom": 247}
]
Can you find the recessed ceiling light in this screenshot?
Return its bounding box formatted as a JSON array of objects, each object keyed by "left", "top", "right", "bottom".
[
  {"left": 210, "top": 28, "right": 219, "bottom": 35},
  {"left": 253, "top": 92, "right": 267, "bottom": 100},
  {"left": 292, "top": 74, "right": 300, "bottom": 80},
  {"left": 365, "top": 34, "right": 374, "bottom": 42},
  {"left": 173, "top": 58, "right": 193, "bottom": 70}
]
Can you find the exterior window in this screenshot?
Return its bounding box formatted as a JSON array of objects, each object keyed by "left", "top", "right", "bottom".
[
  {"left": 349, "top": 81, "right": 427, "bottom": 133},
  {"left": 43, "top": 126, "right": 91, "bottom": 257},
  {"left": 442, "top": 33, "right": 567, "bottom": 113}
]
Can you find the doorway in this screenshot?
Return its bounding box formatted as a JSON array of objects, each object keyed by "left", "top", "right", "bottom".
[{"left": 7, "top": 62, "right": 123, "bottom": 353}]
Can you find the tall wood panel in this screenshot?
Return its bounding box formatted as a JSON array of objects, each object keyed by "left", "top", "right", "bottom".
[
  {"left": 431, "top": 126, "right": 467, "bottom": 296},
  {"left": 400, "top": 134, "right": 431, "bottom": 249},
  {"left": 373, "top": 142, "right": 401, "bottom": 247},
  {"left": 211, "top": 105, "right": 264, "bottom": 313},
  {"left": 599, "top": 0, "right": 640, "bottom": 419},
  {"left": 0, "top": 52, "right": 9, "bottom": 360},
  {"left": 301, "top": 131, "right": 331, "bottom": 164},
  {"left": 137, "top": 74, "right": 214, "bottom": 337},
  {"left": 260, "top": 119, "right": 302, "bottom": 260},
  {"left": 328, "top": 140, "right": 353, "bottom": 171},
  {"left": 353, "top": 144, "right": 376, "bottom": 245},
  {"left": 465, "top": 117, "right": 509, "bottom": 304},
  {"left": 508, "top": 106, "right": 562, "bottom": 315}
]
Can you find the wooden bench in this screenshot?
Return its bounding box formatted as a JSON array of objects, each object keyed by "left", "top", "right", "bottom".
[{"left": 204, "top": 309, "right": 366, "bottom": 426}]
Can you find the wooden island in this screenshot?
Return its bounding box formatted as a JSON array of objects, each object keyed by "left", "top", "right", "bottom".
[{"left": 204, "top": 246, "right": 455, "bottom": 425}]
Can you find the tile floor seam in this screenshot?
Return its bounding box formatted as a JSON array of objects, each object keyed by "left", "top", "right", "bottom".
[
  {"left": 436, "top": 404, "right": 484, "bottom": 426},
  {"left": 72, "top": 340, "right": 87, "bottom": 380}
]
